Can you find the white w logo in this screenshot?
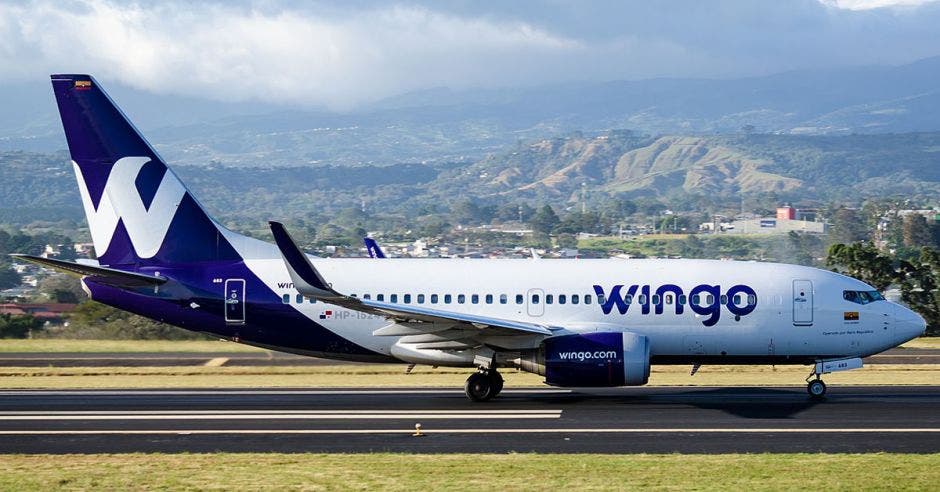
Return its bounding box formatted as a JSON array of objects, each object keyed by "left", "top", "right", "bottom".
[{"left": 74, "top": 156, "right": 186, "bottom": 259}]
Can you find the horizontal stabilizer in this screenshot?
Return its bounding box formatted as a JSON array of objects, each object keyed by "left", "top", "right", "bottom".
[{"left": 11, "top": 254, "right": 167, "bottom": 288}]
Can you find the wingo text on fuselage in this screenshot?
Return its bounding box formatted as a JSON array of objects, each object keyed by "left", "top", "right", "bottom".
[{"left": 592, "top": 284, "right": 758, "bottom": 326}]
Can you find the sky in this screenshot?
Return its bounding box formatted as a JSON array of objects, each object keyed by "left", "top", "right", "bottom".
[{"left": 1, "top": 0, "right": 939, "bottom": 109}]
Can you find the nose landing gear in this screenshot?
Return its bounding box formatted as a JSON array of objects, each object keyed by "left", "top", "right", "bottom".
[
  {"left": 464, "top": 369, "right": 504, "bottom": 402},
  {"left": 806, "top": 377, "right": 827, "bottom": 399}
]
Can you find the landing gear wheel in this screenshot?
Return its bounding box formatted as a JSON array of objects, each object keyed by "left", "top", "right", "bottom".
[
  {"left": 807, "top": 379, "right": 827, "bottom": 399},
  {"left": 465, "top": 372, "right": 495, "bottom": 402},
  {"left": 489, "top": 370, "right": 504, "bottom": 397}
]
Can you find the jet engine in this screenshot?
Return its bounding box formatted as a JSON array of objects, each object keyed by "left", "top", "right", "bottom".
[{"left": 511, "top": 331, "right": 650, "bottom": 387}]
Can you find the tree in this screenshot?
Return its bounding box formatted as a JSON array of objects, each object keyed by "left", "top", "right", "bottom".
[
  {"left": 829, "top": 208, "right": 868, "bottom": 244},
  {"left": 0, "top": 314, "right": 43, "bottom": 338},
  {"left": 902, "top": 214, "right": 935, "bottom": 249},
  {"left": 556, "top": 233, "right": 578, "bottom": 249},
  {"left": 530, "top": 205, "right": 560, "bottom": 234}
]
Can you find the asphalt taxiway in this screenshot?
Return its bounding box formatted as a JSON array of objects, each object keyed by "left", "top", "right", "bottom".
[{"left": 0, "top": 386, "right": 937, "bottom": 453}]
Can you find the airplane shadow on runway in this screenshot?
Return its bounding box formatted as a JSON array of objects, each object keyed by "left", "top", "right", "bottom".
[{"left": 504, "top": 387, "right": 826, "bottom": 419}]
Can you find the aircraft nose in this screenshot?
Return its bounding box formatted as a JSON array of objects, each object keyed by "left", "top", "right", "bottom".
[{"left": 895, "top": 305, "right": 927, "bottom": 341}]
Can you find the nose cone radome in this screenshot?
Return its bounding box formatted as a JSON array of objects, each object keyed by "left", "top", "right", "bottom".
[{"left": 896, "top": 305, "right": 927, "bottom": 343}]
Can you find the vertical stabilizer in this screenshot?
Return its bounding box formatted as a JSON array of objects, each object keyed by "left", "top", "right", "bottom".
[{"left": 50, "top": 74, "right": 239, "bottom": 267}]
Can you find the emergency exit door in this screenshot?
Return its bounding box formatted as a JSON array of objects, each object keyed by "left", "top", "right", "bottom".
[
  {"left": 792, "top": 279, "right": 813, "bottom": 326},
  {"left": 225, "top": 279, "right": 246, "bottom": 325}
]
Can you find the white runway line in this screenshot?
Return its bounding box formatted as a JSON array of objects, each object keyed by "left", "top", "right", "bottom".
[
  {"left": 0, "top": 409, "right": 563, "bottom": 420},
  {"left": 0, "top": 389, "right": 571, "bottom": 396},
  {"left": 0, "top": 428, "right": 936, "bottom": 435}
]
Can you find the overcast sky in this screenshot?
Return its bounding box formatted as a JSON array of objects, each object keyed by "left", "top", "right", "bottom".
[{"left": 1, "top": 0, "right": 939, "bottom": 109}]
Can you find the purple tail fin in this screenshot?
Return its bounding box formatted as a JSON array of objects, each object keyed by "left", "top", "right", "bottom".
[{"left": 50, "top": 74, "right": 239, "bottom": 267}]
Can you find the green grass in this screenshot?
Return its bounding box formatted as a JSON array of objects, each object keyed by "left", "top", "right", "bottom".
[
  {"left": 0, "top": 339, "right": 267, "bottom": 353},
  {"left": 0, "top": 453, "right": 936, "bottom": 491}
]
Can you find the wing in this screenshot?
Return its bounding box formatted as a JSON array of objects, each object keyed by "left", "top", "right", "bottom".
[{"left": 269, "top": 222, "right": 553, "bottom": 343}]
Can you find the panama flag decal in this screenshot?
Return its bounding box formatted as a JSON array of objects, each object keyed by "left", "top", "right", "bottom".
[{"left": 319, "top": 310, "right": 333, "bottom": 319}]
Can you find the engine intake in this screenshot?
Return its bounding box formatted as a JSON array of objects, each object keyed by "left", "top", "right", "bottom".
[{"left": 512, "top": 332, "right": 650, "bottom": 387}]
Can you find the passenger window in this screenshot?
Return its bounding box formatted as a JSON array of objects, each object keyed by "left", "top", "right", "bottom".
[
  {"left": 516, "top": 294, "right": 524, "bottom": 304},
  {"left": 691, "top": 294, "right": 700, "bottom": 306},
  {"left": 309, "top": 297, "right": 316, "bottom": 304},
  {"left": 390, "top": 294, "right": 398, "bottom": 303},
  {"left": 638, "top": 295, "right": 647, "bottom": 305},
  {"left": 625, "top": 294, "right": 633, "bottom": 304},
  {"left": 296, "top": 294, "right": 303, "bottom": 304},
  {"left": 486, "top": 294, "right": 493, "bottom": 304},
  {"left": 652, "top": 295, "right": 661, "bottom": 305},
  {"left": 532, "top": 294, "right": 540, "bottom": 304},
  {"left": 376, "top": 294, "right": 384, "bottom": 301},
  {"left": 546, "top": 294, "right": 553, "bottom": 304},
  {"left": 445, "top": 294, "right": 452, "bottom": 304},
  {"left": 706, "top": 295, "right": 714, "bottom": 304},
  {"left": 559, "top": 294, "right": 566, "bottom": 305},
  {"left": 458, "top": 294, "right": 466, "bottom": 304},
  {"left": 499, "top": 294, "right": 508, "bottom": 304},
  {"left": 665, "top": 294, "right": 673, "bottom": 305},
  {"left": 720, "top": 295, "right": 728, "bottom": 305},
  {"left": 597, "top": 294, "right": 605, "bottom": 304},
  {"left": 571, "top": 295, "right": 579, "bottom": 305},
  {"left": 471, "top": 294, "right": 479, "bottom": 304},
  {"left": 678, "top": 295, "right": 687, "bottom": 305},
  {"left": 282, "top": 294, "right": 290, "bottom": 304},
  {"left": 404, "top": 294, "right": 412, "bottom": 304},
  {"left": 417, "top": 294, "right": 425, "bottom": 304},
  {"left": 363, "top": 294, "right": 371, "bottom": 300},
  {"left": 584, "top": 295, "right": 592, "bottom": 305},
  {"left": 747, "top": 294, "right": 756, "bottom": 306},
  {"left": 733, "top": 295, "right": 741, "bottom": 306},
  {"left": 431, "top": 294, "right": 439, "bottom": 304}
]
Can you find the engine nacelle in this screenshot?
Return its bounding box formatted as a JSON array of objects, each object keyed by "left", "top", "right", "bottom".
[{"left": 511, "top": 332, "right": 650, "bottom": 387}]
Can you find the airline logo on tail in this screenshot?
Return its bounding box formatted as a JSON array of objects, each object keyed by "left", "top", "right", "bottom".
[{"left": 75, "top": 156, "right": 186, "bottom": 259}]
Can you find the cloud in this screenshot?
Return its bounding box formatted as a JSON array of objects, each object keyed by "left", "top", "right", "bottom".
[{"left": 1, "top": 0, "right": 940, "bottom": 109}]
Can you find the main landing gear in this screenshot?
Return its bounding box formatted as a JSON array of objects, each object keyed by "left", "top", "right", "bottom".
[{"left": 464, "top": 369, "right": 504, "bottom": 402}]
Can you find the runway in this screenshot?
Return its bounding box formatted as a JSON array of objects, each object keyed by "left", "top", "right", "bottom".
[{"left": 0, "top": 386, "right": 937, "bottom": 453}]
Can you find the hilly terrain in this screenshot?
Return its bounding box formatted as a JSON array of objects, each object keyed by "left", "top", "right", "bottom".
[
  {"left": 3, "top": 131, "right": 938, "bottom": 232},
  {"left": 430, "top": 132, "right": 940, "bottom": 203},
  {"left": 2, "top": 57, "right": 940, "bottom": 168}
]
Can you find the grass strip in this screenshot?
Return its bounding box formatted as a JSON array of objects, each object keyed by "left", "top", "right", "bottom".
[
  {"left": 0, "top": 453, "right": 936, "bottom": 491},
  {"left": 0, "top": 364, "right": 936, "bottom": 389}
]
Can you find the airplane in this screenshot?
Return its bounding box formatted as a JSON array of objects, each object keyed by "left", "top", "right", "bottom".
[
  {"left": 364, "top": 237, "right": 386, "bottom": 258},
  {"left": 14, "top": 74, "right": 926, "bottom": 402}
]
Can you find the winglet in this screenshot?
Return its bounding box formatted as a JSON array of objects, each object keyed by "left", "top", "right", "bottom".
[
  {"left": 364, "top": 237, "right": 386, "bottom": 258},
  {"left": 268, "top": 222, "right": 343, "bottom": 300}
]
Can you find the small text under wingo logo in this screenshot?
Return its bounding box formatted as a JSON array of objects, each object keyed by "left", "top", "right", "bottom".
[{"left": 592, "top": 283, "right": 757, "bottom": 326}]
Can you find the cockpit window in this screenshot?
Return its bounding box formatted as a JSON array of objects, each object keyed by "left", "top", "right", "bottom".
[{"left": 843, "top": 290, "right": 884, "bottom": 305}]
